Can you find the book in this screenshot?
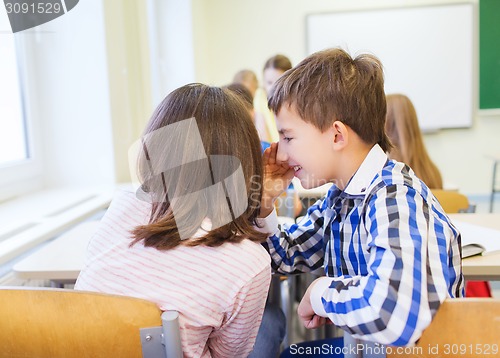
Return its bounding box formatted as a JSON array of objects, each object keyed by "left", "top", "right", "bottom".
[{"left": 451, "top": 220, "right": 500, "bottom": 258}]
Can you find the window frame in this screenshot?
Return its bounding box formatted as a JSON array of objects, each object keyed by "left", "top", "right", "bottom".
[{"left": 0, "top": 28, "right": 43, "bottom": 202}]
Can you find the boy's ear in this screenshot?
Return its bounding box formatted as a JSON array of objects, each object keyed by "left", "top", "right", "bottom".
[{"left": 331, "top": 121, "right": 348, "bottom": 150}]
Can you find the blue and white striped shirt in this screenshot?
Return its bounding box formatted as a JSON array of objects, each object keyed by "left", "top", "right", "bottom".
[{"left": 260, "top": 144, "right": 464, "bottom": 346}]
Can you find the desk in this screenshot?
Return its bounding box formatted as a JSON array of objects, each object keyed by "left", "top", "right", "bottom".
[
  {"left": 12, "top": 214, "right": 500, "bottom": 284},
  {"left": 12, "top": 218, "right": 292, "bottom": 286},
  {"left": 449, "top": 213, "right": 500, "bottom": 281},
  {"left": 12, "top": 221, "right": 99, "bottom": 287}
]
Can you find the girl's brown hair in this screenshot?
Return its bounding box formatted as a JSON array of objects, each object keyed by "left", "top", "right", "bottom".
[
  {"left": 385, "top": 93, "right": 443, "bottom": 189},
  {"left": 268, "top": 48, "right": 392, "bottom": 152},
  {"left": 131, "top": 83, "right": 267, "bottom": 250}
]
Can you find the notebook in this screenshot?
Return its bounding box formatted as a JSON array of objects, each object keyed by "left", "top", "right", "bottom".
[{"left": 452, "top": 220, "right": 500, "bottom": 258}]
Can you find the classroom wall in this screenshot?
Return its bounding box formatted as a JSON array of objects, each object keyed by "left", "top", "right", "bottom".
[
  {"left": 17, "top": 0, "right": 496, "bottom": 198},
  {"left": 422, "top": 114, "right": 500, "bottom": 195},
  {"left": 190, "top": 0, "right": 499, "bottom": 196},
  {"left": 191, "top": 0, "right": 477, "bottom": 85}
]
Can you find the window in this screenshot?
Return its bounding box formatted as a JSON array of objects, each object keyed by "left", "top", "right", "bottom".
[
  {"left": 0, "top": 11, "right": 41, "bottom": 202},
  {"left": 0, "top": 21, "right": 28, "bottom": 165}
]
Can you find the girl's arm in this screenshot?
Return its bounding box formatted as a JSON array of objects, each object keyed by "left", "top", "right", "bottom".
[{"left": 208, "top": 266, "right": 271, "bottom": 357}]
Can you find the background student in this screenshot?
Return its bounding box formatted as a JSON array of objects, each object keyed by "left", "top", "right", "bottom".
[
  {"left": 258, "top": 48, "right": 464, "bottom": 348},
  {"left": 224, "top": 82, "right": 270, "bottom": 152},
  {"left": 232, "top": 70, "right": 269, "bottom": 142},
  {"left": 254, "top": 54, "right": 293, "bottom": 144},
  {"left": 76, "top": 84, "right": 272, "bottom": 357},
  {"left": 385, "top": 93, "right": 443, "bottom": 189},
  {"left": 233, "top": 69, "right": 259, "bottom": 98}
]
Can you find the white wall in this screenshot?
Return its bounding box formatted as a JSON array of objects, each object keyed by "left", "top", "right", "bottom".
[
  {"left": 147, "top": 0, "right": 196, "bottom": 105},
  {"left": 191, "top": 0, "right": 499, "bottom": 196},
  {"left": 192, "top": 0, "right": 476, "bottom": 85},
  {"left": 423, "top": 113, "right": 500, "bottom": 196}
]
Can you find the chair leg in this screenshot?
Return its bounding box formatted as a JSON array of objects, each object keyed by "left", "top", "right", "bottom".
[
  {"left": 161, "top": 311, "right": 183, "bottom": 358},
  {"left": 491, "top": 161, "right": 498, "bottom": 213},
  {"left": 280, "top": 276, "right": 295, "bottom": 349}
]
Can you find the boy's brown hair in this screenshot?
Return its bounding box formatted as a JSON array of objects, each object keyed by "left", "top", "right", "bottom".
[{"left": 268, "top": 48, "right": 392, "bottom": 152}]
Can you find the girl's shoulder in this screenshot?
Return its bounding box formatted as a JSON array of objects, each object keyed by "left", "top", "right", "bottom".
[{"left": 188, "top": 239, "right": 271, "bottom": 278}]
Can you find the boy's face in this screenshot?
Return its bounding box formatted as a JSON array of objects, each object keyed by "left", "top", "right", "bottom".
[{"left": 275, "top": 105, "right": 337, "bottom": 189}]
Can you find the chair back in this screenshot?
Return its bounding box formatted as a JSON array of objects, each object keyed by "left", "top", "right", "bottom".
[
  {"left": 0, "top": 287, "right": 182, "bottom": 358},
  {"left": 432, "top": 189, "right": 474, "bottom": 213},
  {"left": 387, "top": 298, "right": 500, "bottom": 358}
]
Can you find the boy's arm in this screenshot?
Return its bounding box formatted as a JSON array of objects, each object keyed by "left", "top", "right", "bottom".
[
  {"left": 258, "top": 196, "right": 329, "bottom": 274},
  {"left": 300, "top": 184, "right": 462, "bottom": 346},
  {"left": 258, "top": 142, "right": 329, "bottom": 274}
]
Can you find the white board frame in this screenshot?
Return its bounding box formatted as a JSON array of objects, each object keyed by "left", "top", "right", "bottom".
[{"left": 306, "top": 3, "right": 476, "bottom": 131}]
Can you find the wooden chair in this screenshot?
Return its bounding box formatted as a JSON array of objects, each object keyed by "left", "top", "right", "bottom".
[
  {"left": 387, "top": 298, "right": 500, "bottom": 358},
  {"left": 432, "top": 189, "right": 475, "bottom": 213},
  {"left": 0, "top": 287, "right": 182, "bottom": 358}
]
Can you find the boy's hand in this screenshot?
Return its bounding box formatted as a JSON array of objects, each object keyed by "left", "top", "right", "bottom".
[
  {"left": 297, "top": 279, "right": 330, "bottom": 329},
  {"left": 260, "top": 142, "right": 295, "bottom": 217}
]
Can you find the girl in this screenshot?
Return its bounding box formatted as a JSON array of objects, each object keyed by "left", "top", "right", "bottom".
[
  {"left": 385, "top": 93, "right": 444, "bottom": 189},
  {"left": 76, "top": 84, "right": 271, "bottom": 357}
]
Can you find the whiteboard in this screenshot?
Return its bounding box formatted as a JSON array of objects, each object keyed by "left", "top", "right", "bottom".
[{"left": 306, "top": 4, "right": 474, "bottom": 131}]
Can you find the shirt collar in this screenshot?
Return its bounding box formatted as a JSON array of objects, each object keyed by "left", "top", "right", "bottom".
[{"left": 344, "top": 144, "right": 388, "bottom": 195}]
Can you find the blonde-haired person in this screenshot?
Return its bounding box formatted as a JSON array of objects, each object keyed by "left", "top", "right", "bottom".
[
  {"left": 76, "top": 84, "right": 272, "bottom": 357},
  {"left": 233, "top": 69, "right": 259, "bottom": 98},
  {"left": 385, "top": 93, "right": 443, "bottom": 189},
  {"left": 254, "top": 54, "right": 293, "bottom": 143}
]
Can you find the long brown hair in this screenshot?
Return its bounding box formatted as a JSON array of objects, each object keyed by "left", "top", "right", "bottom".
[
  {"left": 385, "top": 94, "right": 443, "bottom": 189},
  {"left": 268, "top": 48, "right": 392, "bottom": 152},
  {"left": 131, "top": 83, "right": 267, "bottom": 249}
]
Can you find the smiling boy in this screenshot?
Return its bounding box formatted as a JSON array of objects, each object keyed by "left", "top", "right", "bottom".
[{"left": 258, "top": 48, "right": 464, "bottom": 346}]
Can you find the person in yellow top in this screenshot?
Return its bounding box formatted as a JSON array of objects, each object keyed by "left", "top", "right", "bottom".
[{"left": 254, "top": 54, "right": 293, "bottom": 144}]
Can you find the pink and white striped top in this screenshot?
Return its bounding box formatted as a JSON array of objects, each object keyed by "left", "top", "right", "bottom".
[{"left": 75, "top": 189, "right": 271, "bottom": 358}]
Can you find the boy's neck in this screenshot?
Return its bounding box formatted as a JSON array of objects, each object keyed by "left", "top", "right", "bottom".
[{"left": 334, "top": 142, "right": 373, "bottom": 191}]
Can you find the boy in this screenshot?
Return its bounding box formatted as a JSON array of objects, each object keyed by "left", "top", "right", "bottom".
[{"left": 258, "top": 48, "right": 464, "bottom": 347}]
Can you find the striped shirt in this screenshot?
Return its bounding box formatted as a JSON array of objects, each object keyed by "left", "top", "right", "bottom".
[
  {"left": 260, "top": 144, "right": 464, "bottom": 346},
  {"left": 76, "top": 190, "right": 271, "bottom": 358}
]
